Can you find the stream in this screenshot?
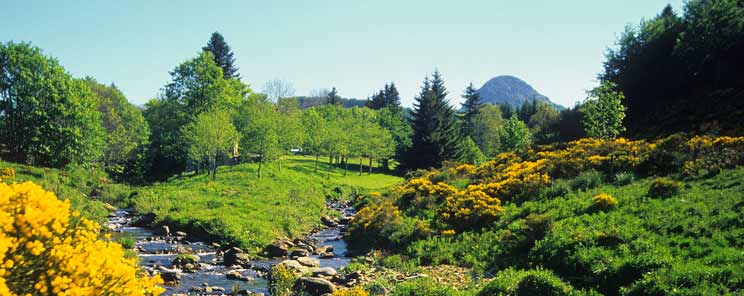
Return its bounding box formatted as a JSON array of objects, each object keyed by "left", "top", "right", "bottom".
[{"left": 106, "top": 202, "right": 353, "bottom": 295}]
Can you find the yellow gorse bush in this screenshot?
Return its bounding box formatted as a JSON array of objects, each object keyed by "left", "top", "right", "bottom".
[
  {"left": 0, "top": 182, "right": 164, "bottom": 296},
  {"left": 592, "top": 193, "right": 618, "bottom": 211},
  {"left": 332, "top": 286, "right": 370, "bottom": 296},
  {"left": 0, "top": 168, "right": 14, "bottom": 181}
]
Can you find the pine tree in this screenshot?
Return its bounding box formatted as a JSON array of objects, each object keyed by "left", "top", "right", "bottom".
[
  {"left": 327, "top": 87, "right": 341, "bottom": 106},
  {"left": 401, "top": 70, "right": 462, "bottom": 170},
  {"left": 366, "top": 90, "right": 386, "bottom": 110},
  {"left": 202, "top": 32, "right": 240, "bottom": 79},
  {"left": 383, "top": 82, "right": 401, "bottom": 108},
  {"left": 460, "top": 82, "right": 483, "bottom": 138}
]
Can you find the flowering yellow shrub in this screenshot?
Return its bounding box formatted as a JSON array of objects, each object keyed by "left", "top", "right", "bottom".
[
  {"left": 535, "top": 138, "right": 651, "bottom": 178},
  {"left": 0, "top": 182, "right": 164, "bottom": 296},
  {"left": 395, "top": 176, "right": 459, "bottom": 210},
  {"left": 439, "top": 187, "right": 503, "bottom": 230},
  {"left": 684, "top": 136, "right": 744, "bottom": 176},
  {"left": 0, "top": 168, "right": 14, "bottom": 181},
  {"left": 591, "top": 193, "right": 618, "bottom": 211},
  {"left": 333, "top": 287, "right": 369, "bottom": 296}
]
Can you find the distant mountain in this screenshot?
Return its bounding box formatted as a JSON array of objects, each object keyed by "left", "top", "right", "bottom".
[{"left": 476, "top": 75, "right": 563, "bottom": 110}]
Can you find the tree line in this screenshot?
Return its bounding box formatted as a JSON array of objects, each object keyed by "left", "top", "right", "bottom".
[{"left": 0, "top": 31, "right": 626, "bottom": 181}]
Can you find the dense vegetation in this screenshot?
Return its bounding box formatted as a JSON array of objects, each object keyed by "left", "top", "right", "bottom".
[
  {"left": 347, "top": 135, "right": 744, "bottom": 294},
  {"left": 1, "top": 0, "right": 743, "bottom": 294}
]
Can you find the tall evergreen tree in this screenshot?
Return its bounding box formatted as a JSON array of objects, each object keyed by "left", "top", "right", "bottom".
[
  {"left": 401, "top": 70, "right": 462, "bottom": 171},
  {"left": 366, "top": 90, "right": 386, "bottom": 110},
  {"left": 460, "top": 82, "right": 483, "bottom": 138},
  {"left": 202, "top": 32, "right": 240, "bottom": 79},
  {"left": 383, "top": 82, "right": 401, "bottom": 108},
  {"left": 327, "top": 87, "right": 341, "bottom": 106}
]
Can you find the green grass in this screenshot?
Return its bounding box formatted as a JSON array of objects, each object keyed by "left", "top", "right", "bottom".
[
  {"left": 130, "top": 155, "right": 402, "bottom": 253},
  {"left": 0, "top": 161, "right": 130, "bottom": 223}
]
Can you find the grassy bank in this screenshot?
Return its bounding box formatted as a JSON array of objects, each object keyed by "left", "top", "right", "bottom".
[
  {"left": 126, "top": 155, "right": 402, "bottom": 254},
  {"left": 0, "top": 161, "right": 132, "bottom": 223}
]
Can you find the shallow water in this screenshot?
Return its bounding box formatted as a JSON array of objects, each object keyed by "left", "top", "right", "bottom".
[{"left": 107, "top": 206, "right": 352, "bottom": 295}]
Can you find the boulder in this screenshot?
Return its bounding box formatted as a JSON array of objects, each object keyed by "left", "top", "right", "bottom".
[
  {"left": 172, "top": 254, "right": 200, "bottom": 268},
  {"left": 339, "top": 216, "right": 353, "bottom": 225},
  {"left": 296, "top": 256, "right": 320, "bottom": 267},
  {"left": 315, "top": 245, "right": 334, "bottom": 258},
  {"left": 277, "top": 260, "right": 309, "bottom": 274},
  {"left": 293, "top": 277, "right": 336, "bottom": 295},
  {"left": 290, "top": 249, "right": 309, "bottom": 258},
  {"left": 158, "top": 268, "right": 181, "bottom": 285},
  {"left": 311, "top": 267, "right": 337, "bottom": 277},
  {"left": 159, "top": 225, "right": 170, "bottom": 236},
  {"left": 264, "top": 242, "right": 291, "bottom": 258},
  {"left": 174, "top": 231, "right": 187, "bottom": 237},
  {"left": 321, "top": 216, "right": 338, "bottom": 227},
  {"left": 226, "top": 270, "right": 255, "bottom": 282},
  {"left": 224, "top": 247, "right": 252, "bottom": 267},
  {"left": 132, "top": 212, "right": 156, "bottom": 227}
]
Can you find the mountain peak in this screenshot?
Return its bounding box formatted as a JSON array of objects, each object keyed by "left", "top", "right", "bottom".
[{"left": 477, "top": 75, "right": 562, "bottom": 109}]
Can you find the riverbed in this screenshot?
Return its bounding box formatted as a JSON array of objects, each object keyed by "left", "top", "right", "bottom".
[{"left": 106, "top": 202, "right": 352, "bottom": 295}]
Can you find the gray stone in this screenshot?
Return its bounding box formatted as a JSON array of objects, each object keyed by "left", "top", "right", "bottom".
[
  {"left": 293, "top": 277, "right": 336, "bottom": 295},
  {"left": 296, "top": 256, "right": 320, "bottom": 267},
  {"left": 311, "top": 267, "right": 337, "bottom": 277},
  {"left": 159, "top": 225, "right": 170, "bottom": 236}
]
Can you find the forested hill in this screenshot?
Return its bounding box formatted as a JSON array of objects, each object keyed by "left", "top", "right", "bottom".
[
  {"left": 295, "top": 96, "right": 367, "bottom": 109},
  {"left": 477, "top": 75, "right": 563, "bottom": 109}
]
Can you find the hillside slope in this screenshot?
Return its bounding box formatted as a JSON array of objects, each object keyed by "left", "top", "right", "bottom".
[{"left": 477, "top": 75, "right": 563, "bottom": 109}]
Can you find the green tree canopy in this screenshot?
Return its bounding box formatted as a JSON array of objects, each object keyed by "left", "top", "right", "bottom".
[
  {"left": 460, "top": 82, "right": 483, "bottom": 139},
  {"left": 0, "top": 42, "right": 105, "bottom": 167},
  {"left": 181, "top": 109, "right": 239, "bottom": 180},
  {"left": 472, "top": 104, "right": 503, "bottom": 157},
  {"left": 580, "top": 81, "right": 627, "bottom": 139},
  {"left": 498, "top": 114, "right": 532, "bottom": 153}
]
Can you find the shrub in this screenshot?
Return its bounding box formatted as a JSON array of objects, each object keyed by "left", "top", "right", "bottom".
[
  {"left": 571, "top": 170, "right": 604, "bottom": 191},
  {"left": 269, "top": 263, "right": 298, "bottom": 296},
  {"left": 613, "top": 171, "right": 636, "bottom": 186},
  {"left": 392, "top": 277, "right": 461, "bottom": 296},
  {"left": 647, "top": 178, "right": 681, "bottom": 198},
  {"left": 117, "top": 233, "right": 136, "bottom": 249},
  {"left": 591, "top": 193, "right": 618, "bottom": 212},
  {"left": 380, "top": 254, "right": 419, "bottom": 273},
  {"left": 334, "top": 287, "right": 370, "bottom": 296},
  {"left": 0, "top": 182, "right": 164, "bottom": 295},
  {"left": 0, "top": 167, "right": 15, "bottom": 180},
  {"left": 542, "top": 179, "right": 571, "bottom": 199},
  {"left": 478, "top": 268, "right": 574, "bottom": 296}
]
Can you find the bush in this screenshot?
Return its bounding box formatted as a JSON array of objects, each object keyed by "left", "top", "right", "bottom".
[
  {"left": 478, "top": 268, "right": 574, "bottom": 296},
  {"left": 571, "top": 170, "right": 604, "bottom": 191},
  {"left": 333, "top": 287, "right": 370, "bottom": 296},
  {"left": 542, "top": 179, "right": 571, "bottom": 199},
  {"left": 392, "top": 277, "right": 461, "bottom": 296},
  {"left": 380, "top": 254, "right": 420, "bottom": 273},
  {"left": 117, "top": 233, "right": 136, "bottom": 249},
  {"left": 613, "top": 171, "right": 636, "bottom": 186},
  {"left": 269, "top": 263, "right": 298, "bottom": 296},
  {"left": 591, "top": 193, "right": 618, "bottom": 212},
  {"left": 0, "top": 167, "right": 15, "bottom": 180},
  {"left": 647, "top": 178, "right": 681, "bottom": 198},
  {"left": 0, "top": 182, "right": 164, "bottom": 295}
]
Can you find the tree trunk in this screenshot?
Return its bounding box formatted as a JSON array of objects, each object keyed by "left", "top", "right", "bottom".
[
  {"left": 344, "top": 156, "right": 348, "bottom": 176},
  {"left": 359, "top": 157, "right": 363, "bottom": 176},
  {"left": 314, "top": 155, "right": 319, "bottom": 172},
  {"left": 327, "top": 153, "right": 332, "bottom": 179},
  {"left": 369, "top": 157, "right": 373, "bottom": 174},
  {"left": 383, "top": 159, "right": 390, "bottom": 172}
]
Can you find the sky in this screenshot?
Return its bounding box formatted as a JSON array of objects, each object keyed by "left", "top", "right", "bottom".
[{"left": 1, "top": 0, "right": 684, "bottom": 108}]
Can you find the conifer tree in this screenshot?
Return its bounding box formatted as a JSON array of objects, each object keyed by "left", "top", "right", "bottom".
[
  {"left": 401, "top": 70, "right": 462, "bottom": 170},
  {"left": 202, "top": 32, "right": 240, "bottom": 79},
  {"left": 460, "top": 82, "right": 483, "bottom": 139},
  {"left": 327, "top": 87, "right": 341, "bottom": 106},
  {"left": 383, "top": 82, "right": 401, "bottom": 108},
  {"left": 366, "top": 90, "right": 386, "bottom": 110}
]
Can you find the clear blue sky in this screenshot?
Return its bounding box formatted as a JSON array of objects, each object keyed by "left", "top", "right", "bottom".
[{"left": 1, "top": 0, "right": 683, "bottom": 108}]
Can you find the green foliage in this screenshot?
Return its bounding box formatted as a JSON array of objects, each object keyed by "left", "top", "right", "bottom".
[
  {"left": 477, "top": 268, "right": 574, "bottom": 296},
  {"left": 460, "top": 137, "right": 486, "bottom": 165},
  {"left": 202, "top": 31, "right": 240, "bottom": 79},
  {"left": 0, "top": 42, "right": 106, "bottom": 168},
  {"left": 129, "top": 156, "right": 401, "bottom": 252},
  {"left": 528, "top": 101, "right": 561, "bottom": 144},
  {"left": 379, "top": 254, "right": 420, "bottom": 273},
  {"left": 401, "top": 70, "right": 462, "bottom": 171},
  {"left": 613, "top": 171, "right": 636, "bottom": 186},
  {"left": 269, "top": 263, "right": 298, "bottom": 296},
  {"left": 181, "top": 109, "right": 239, "bottom": 180},
  {"left": 580, "top": 81, "right": 626, "bottom": 139},
  {"left": 392, "top": 277, "right": 462, "bottom": 296},
  {"left": 570, "top": 170, "right": 604, "bottom": 191},
  {"left": 647, "top": 177, "right": 681, "bottom": 198},
  {"left": 497, "top": 115, "right": 531, "bottom": 153},
  {"left": 471, "top": 104, "right": 503, "bottom": 157},
  {"left": 83, "top": 78, "right": 149, "bottom": 180},
  {"left": 460, "top": 82, "right": 483, "bottom": 140},
  {"left": 542, "top": 179, "right": 571, "bottom": 199}
]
